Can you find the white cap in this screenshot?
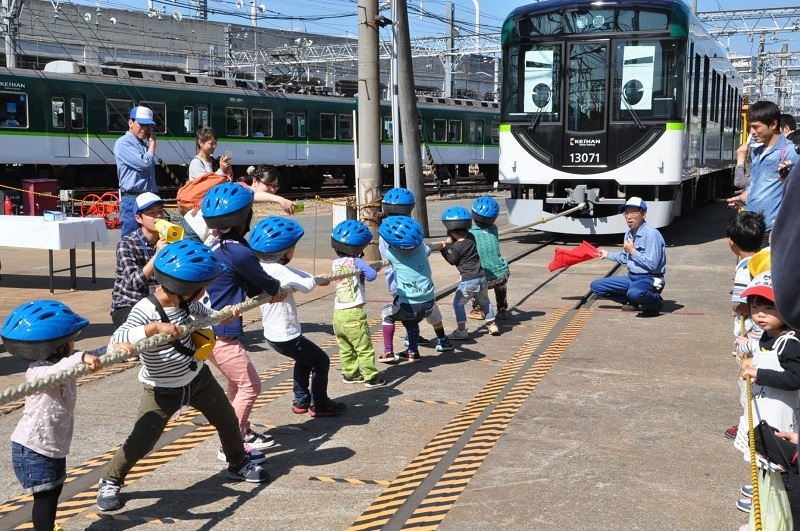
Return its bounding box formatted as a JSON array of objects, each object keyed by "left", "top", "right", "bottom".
[
  {"left": 130, "top": 106, "right": 156, "bottom": 125},
  {"left": 135, "top": 192, "right": 163, "bottom": 214},
  {"left": 619, "top": 197, "right": 648, "bottom": 213}
]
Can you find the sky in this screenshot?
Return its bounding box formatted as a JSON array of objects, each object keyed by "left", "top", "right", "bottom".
[{"left": 65, "top": 0, "right": 800, "bottom": 57}]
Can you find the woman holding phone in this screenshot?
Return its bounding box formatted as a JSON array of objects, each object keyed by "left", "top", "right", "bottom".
[
  {"left": 188, "top": 127, "right": 232, "bottom": 181},
  {"left": 241, "top": 165, "right": 296, "bottom": 215}
]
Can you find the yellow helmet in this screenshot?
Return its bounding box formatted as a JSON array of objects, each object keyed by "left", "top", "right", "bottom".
[{"left": 748, "top": 249, "right": 771, "bottom": 278}]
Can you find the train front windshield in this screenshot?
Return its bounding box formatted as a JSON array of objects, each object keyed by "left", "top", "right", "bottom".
[{"left": 502, "top": 7, "right": 686, "bottom": 129}]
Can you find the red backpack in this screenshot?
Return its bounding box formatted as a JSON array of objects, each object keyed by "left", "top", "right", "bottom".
[{"left": 176, "top": 172, "right": 230, "bottom": 215}]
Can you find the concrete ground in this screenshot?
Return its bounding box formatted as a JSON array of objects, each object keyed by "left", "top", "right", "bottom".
[{"left": 0, "top": 196, "right": 748, "bottom": 530}]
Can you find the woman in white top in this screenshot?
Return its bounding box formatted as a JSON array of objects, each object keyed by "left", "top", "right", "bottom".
[{"left": 188, "top": 127, "right": 232, "bottom": 181}]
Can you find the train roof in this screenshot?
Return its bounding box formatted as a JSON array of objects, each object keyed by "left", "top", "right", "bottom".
[{"left": 507, "top": 0, "right": 692, "bottom": 25}]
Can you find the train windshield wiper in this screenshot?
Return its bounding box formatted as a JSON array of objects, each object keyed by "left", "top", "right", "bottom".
[
  {"left": 527, "top": 107, "right": 545, "bottom": 132},
  {"left": 622, "top": 98, "right": 646, "bottom": 132}
]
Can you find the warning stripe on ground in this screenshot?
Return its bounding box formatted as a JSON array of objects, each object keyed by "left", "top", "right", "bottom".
[
  {"left": 311, "top": 476, "right": 391, "bottom": 486},
  {"left": 400, "top": 308, "right": 593, "bottom": 530},
  {"left": 347, "top": 308, "right": 569, "bottom": 531}
]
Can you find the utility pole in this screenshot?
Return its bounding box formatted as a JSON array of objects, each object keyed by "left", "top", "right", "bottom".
[
  {"left": 775, "top": 43, "right": 788, "bottom": 109},
  {"left": 396, "top": 0, "right": 428, "bottom": 235},
  {"left": 444, "top": 2, "right": 454, "bottom": 98},
  {"left": 358, "top": 0, "right": 382, "bottom": 260},
  {"left": 2, "top": 0, "right": 22, "bottom": 69},
  {"left": 390, "top": 0, "right": 401, "bottom": 188}
]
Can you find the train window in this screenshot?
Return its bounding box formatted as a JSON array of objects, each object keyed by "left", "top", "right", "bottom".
[
  {"left": 612, "top": 40, "right": 684, "bottom": 122},
  {"left": 184, "top": 106, "right": 195, "bottom": 133},
  {"left": 448, "top": 120, "right": 462, "bottom": 142},
  {"left": 0, "top": 91, "right": 28, "bottom": 128},
  {"left": 70, "top": 98, "right": 84, "bottom": 129},
  {"left": 140, "top": 101, "right": 166, "bottom": 133},
  {"left": 701, "top": 56, "right": 710, "bottom": 127},
  {"left": 320, "top": 113, "right": 336, "bottom": 140},
  {"left": 433, "top": 119, "right": 447, "bottom": 142},
  {"left": 339, "top": 115, "right": 353, "bottom": 140},
  {"left": 107, "top": 99, "right": 134, "bottom": 132},
  {"left": 252, "top": 109, "right": 273, "bottom": 138},
  {"left": 469, "top": 120, "right": 483, "bottom": 143},
  {"left": 198, "top": 106, "right": 209, "bottom": 128},
  {"left": 520, "top": 45, "right": 561, "bottom": 122},
  {"left": 568, "top": 43, "right": 606, "bottom": 132},
  {"left": 490, "top": 122, "right": 499, "bottom": 144},
  {"left": 710, "top": 71, "right": 717, "bottom": 122},
  {"left": 297, "top": 112, "right": 307, "bottom": 138},
  {"left": 226, "top": 107, "right": 247, "bottom": 137},
  {"left": 418, "top": 117, "right": 424, "bottom": 139},
  {"left": 286, "top": 112, "right": 294, "bottom": 137},
  {"left": 616, "top": 10, "right": 669, "bottom": 31},
  {"left": 52, "top": 98, "right": 65, "bottom": 129},
  {"left": 721, "top": 76, "right": 727, "bottom": 129},
  {"left": 383, "top": 117, "right": 393, "bottom": 141}
]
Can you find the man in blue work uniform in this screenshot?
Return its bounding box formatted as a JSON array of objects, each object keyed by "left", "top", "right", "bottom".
[
  {"left": 115, "top": 106, "right": 158, "bottom": 237},
  {"left": 590, "top": 197, "right": 666, "bottom": 317}
]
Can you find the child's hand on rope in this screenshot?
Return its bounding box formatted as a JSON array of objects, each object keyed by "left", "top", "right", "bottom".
[
  {"left": 740, "top": 357, "right": 757, "bottom": 380},
  {"left": 219, "top": 305, "right": 241, "bottom": 324},
  {"left": 81, "top": 352, "right": 103, "bottom": 372}
]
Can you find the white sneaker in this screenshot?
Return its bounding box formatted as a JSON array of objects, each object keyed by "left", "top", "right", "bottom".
[
  {"left": 243, "top": 429, "right": 276, "bottom": 450},
  {"left": 449, "top": 328, "right": 469, "bottom": 340},
  {"left": 487, "top": 323, "right": 500, "bottom": 336},
  {"left": 218, "top": 444, "right": 266, "bottom": 464}
]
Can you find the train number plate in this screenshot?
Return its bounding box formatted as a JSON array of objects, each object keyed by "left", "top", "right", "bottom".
[{"left": 568, "top": 152, "right": 600, "bottom": 164}]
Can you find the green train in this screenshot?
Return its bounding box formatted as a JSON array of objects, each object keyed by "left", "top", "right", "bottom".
[{"left": 0, "top": 60, "right": 500, "bottom": 191}]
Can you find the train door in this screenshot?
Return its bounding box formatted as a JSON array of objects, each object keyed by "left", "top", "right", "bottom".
[
  {"left": 561, "top": 42, "right": 608, "bottom": 169},
  {"left": 285, "top": 111, "right": 308, "bottom": 160},
  {"left": 51, "top": 96, "right": 88, "bottom": 158},
  {"left": 469, "top": 119, "right": 485, "bottom": 161}
]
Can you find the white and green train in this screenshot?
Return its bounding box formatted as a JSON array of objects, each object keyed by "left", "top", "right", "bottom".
[
  {"left": 0, "top": 60, "right": 500, "bottom": 191},
  {"left": 500, "top": 0, "right": 743, "bottom": 234}
]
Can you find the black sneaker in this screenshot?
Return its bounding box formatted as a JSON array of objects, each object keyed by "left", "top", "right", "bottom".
[
  {"left": 292, "top": 401, "right": 311, "bottom": 414},
  {"left": 378, "top": 351, "right": 399, "bottom": 364},
  {"left": 310, "top": 400, "right": 347, "bottom": 417},
  {"left": 227, "top": 458, "right": 270, "bottom": 483},
  {"left": 342, "top": 373, "right": 365, "bottom": 384},
  {"left": 398, "top": 349, "right": 420, "bottom": 362},
  {"left": 96, "top": 479, "right": 121, "bottom": 511},
  {"left": 364, "top": 376, "right": 387, "bottom": 388}
]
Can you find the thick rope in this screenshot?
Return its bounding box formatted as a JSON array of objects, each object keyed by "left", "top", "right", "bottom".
[
  {"left": 0, "top": 259, "right": 400, "bottom": 405},
  {"left": 747, "top": 375, "right": 763, "bottom": 531}
]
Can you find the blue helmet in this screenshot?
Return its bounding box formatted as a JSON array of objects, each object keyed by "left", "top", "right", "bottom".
[
  {"left": 154, "top": 240, "right": 227, "bottom": 296},
  {"left": 1, "top": 300, "right": 89, "bottom": 361},
  {"left": 442, "top": 206, "right": 473, "bottom": 231},
  {"left": 382, "top": 187, "right": 415, "bottom": 216},
  {"left": 331, "top": 219, "right": 373, "bottom": 256},
  {"left": 471, "top": 196, "right": 500, "bottom": 226},
  {"left": 378, "top": 215, "right": 424, "bottom": 250},
  {"left": 250, "top": 216, "right": 305, "bottom": 261},
  {"left": 201, "top": 182, "right": 254, "bottom": 229}
]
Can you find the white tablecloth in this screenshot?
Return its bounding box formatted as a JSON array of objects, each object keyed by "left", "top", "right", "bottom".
[{"left": 0, "top": 216, "right": 110, "bottom": 250}]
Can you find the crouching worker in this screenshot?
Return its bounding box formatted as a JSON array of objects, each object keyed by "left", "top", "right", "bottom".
[
  {"left": 97, "top": 240, "right": 269, "bottom": 513},
  {"left": 4, "top": 301, "right": 109, "bottom": 531}
]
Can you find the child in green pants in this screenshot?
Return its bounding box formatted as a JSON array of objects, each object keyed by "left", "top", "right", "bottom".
[{"left": 331, "top": 220, "right": 386, "bottom": 387}]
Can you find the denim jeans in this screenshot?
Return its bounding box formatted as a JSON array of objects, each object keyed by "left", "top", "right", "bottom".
[
  {"left": 11, "top": 442, "right": 66, "bottom": 494},
  {"left": 589, "top": 273, "right": 664, "bottom": 310},
  {"left": 453, "top": 276, "right": 494, "bottom": 324},
  {"left": 267, "top": 335, "right": 331, "bottom": 406},
  {"left": 119, "top": 194, "right": 138, "bottom": 238}
]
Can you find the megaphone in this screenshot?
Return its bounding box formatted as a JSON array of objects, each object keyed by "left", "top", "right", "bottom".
[
  {"left": 155, "top": 219, "right": 185, "bottom": 243},
  {"left": 172, "top": 9, "right": 182, "bottom": 21},
  {"left": 191, "top": 328, "right": 216, "bottom": 361}
]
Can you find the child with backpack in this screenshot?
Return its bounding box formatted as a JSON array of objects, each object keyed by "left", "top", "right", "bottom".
[
  {"left": 467, "top": 196, "right": 511, "bottom": 320},
  {"left": 440, "top": 206, "right": 498, "bottom": 339},
  {"left": 4, "top": 301, "right": 110, "bottom": 530},
  {"left": 250, "top": 216, "right": 347, "bottom": 416},
  {"left": 331, "top": 219, "right": 386, "bottom": 387},
  {"left": 378, "top": 188, "right": 454, "bottom": 360},
  {"left": 379, "top": 215, "right": 450, "bottom": 362},
  {"left": 97, "top": 240, "right": 269, "bottom": 512}
]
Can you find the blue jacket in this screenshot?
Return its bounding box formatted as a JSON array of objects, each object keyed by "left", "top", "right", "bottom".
[
  {"left": 114, "top": 132, "right": 157, "bottom": 193},
  {"left": 207, "top": 237, "right": 281, "bottom": 337},
  {"left": 606, "top": 222, "right": 666, "bottom": 275},
  {"left": 747, "top": 134, "right": 800, "bottom": 231}
]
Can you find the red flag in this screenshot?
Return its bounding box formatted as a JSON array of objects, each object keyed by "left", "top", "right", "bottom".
[{"left": 547, "top": 240, "right": 599, "bottom": 272}]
